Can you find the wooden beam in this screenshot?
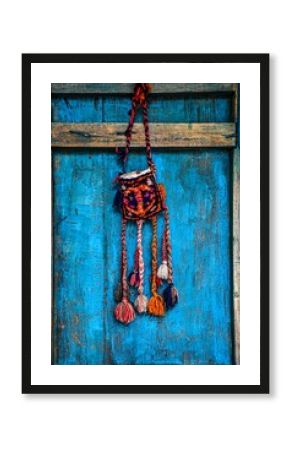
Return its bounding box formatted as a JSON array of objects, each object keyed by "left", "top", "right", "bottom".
[
  {"left": 51, "top": 83, "right": 238, "bottom": 95},
  {"left": 51, "top": 122, "right": 236, "bottom": 148}
]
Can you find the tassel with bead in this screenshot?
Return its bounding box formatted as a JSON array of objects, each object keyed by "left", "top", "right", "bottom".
[
  {"left": 163, "top": 283, "right": 179, "bottom": 308},
  {"left": 134, "top": 220, "right": 148, "bottom": 313},
  {"left": 157, "top": 261, "right": 168, "bottom": 280},
  {"left": 157, "top": 226, "right": 169, "bottom": 280},
  {"left": 128, "top": 248, "right": 140, "bottom": 288},
  {"left": 147, "top": 216, "right": 166, "bottom": 316},
  {"left": 157, "top": 184, "right": 169, "bottom": 280},
  {"left": 114, "top": 217, "right": 135, "bottom": 324},
  {"left": 162, "top": 207, "right": 179, "bottom": 309}
]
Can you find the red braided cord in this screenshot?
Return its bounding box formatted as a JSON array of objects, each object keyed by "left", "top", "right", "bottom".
[
  {"left": 151, "top": 216, "right": 158, "bottom": 295},
  {"left": 124, "top": 98, "right": 138, "bottom": 162},
  {"left": 133, "top": 247, "right": 140, "bottom": 274},
  {"left": 161, "top": 226, "right": 167, "bottom": 262},
  {"left": 164, "top": 208, "right": 173, "bottom": 283},
  {"left": 121, "top": 217, "right": 129, "bottom": 302},
  {"left": 142, "top": 101, "right": 155, "bottom": 173},
  {"left": 136, "top": 220, "right": 144, "bottom": 295},
  {"left": 122, "top": 84, "right": 154, "bottom": 171}
]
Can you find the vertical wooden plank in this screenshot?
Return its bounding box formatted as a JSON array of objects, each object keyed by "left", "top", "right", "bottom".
[
  {"left": 52, "top": 151, "right": 107, "bottom": 364},
  {"left": 233, "top": 147, "right": 240, "bottom": 364},
  {"left": 232, "top": 84, "right": 240, "bottom": 365}
]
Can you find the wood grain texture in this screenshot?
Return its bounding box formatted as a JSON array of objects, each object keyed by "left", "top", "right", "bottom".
[
  {"left": 52, "top": 83, "right": 238, "bottom": 95},
  {"left": 52, "top": 94, "right": 233, "bottom": 123},
  {"left": 233, "top": 147, "right": 240, "bottom": 364},
  {"left": 232, "top": 86, "right": 240, "bottom": 364},
  {"left": 52, "top": 122, "right": 236, "bottom": 148}
]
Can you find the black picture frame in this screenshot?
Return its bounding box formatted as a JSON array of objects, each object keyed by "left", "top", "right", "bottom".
[{"left": 22, "top": 53, "right": 269, "bottom": 394}]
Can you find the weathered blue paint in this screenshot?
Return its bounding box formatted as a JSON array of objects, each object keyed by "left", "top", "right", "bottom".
[
  {"left": 52, "top": 92, "right": 233, "bottom": 365},
  {"left": 52, "top": 94, "right": 232, "bottom": 123}
]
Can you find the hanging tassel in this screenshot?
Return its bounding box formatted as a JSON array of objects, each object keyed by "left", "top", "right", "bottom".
[
  {"left": 128, "top": 271, "right": 140, "bottom": 288},
  {"left": 162, "top": 207, "right": 179, "bottom": 309},
  {"left": 147, "top": 294, "right": 165, "bottom": 316},
  {"left": 157, "top": 224, "right": 169, "bottom": 280},
  {"left": 114, "top": 217, "right": 135, "bottom": 324},
  {"left": 128, "top": 248, "right": 140, "bottom": 288},
  {"left": 163, "top": 283, "right": 179, "bottom": 308},
  {"left": 128, "top": 272, "right": 136, "bottom": 287},
  {"left": 157, "top": 186, "right": 169, "bottom": 280},
  {"left": 134, "top": 220, "right": 148, "bottom": 313},
  {"left": 114, "top": 301, "right": 135, "bottom": 324},
  {"left": 147, "top": 216, "right": 166, "bottom": 316},
  {"left": 134, "top": 294, "right": 148, "bottom": 314},
  {"left": 157, "top": 262, "right": 168, "bottom": 280}
]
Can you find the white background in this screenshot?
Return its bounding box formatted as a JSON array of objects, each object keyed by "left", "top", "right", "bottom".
[
  {"left": 31, "top": 62, "right": 260, "bottom": 386},
  {"left": 0, "top": 1, "right": 286, "bottom": 450}
]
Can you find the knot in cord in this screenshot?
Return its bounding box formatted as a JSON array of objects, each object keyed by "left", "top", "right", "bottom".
[{"left": 132, "top": 83, "right": 151, "bottom": 107}]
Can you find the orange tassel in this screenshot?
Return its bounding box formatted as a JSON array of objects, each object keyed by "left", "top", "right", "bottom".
[{"left": 147, "top": 294, "right": 165, "bottom": 316}]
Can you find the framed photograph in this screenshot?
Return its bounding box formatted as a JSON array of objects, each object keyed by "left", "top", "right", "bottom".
[{"left": 22, "top": 53, "right": 269, "bottom": 394}]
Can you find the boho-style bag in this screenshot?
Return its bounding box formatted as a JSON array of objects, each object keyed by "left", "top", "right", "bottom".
[{"left": 114, "top": 83, "right": 178, "bottom": 324}]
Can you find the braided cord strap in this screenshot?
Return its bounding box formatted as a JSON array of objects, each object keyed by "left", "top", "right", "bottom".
[
  {"left": 151, "top": 216, "right": 158, "bottom": 295},
  {"left": 136, "top": 220, "right": 145, "bottom": 295},
  {"left": 162, "top": 207, "right": 178, "bottom": 309},
  {"left": 124, "top": 99, "right": 138, "bottom": 166},
  {"left": 121, "top": 217, "right": 129, "bottom": 301},
  {"left": 114, "top": 217, "right": 135, "bottom": 324},
  {"left": 164, "top": 208, "right": 173, "bottom": 284},
  {"left": 142, "top": 100, "right": 155, "bottom": 173},
  {"left": 147, "top": 215, "right": 165, "bottom": 316},
  {"left": 134, "top": 219, "right": 148, "bottom": 314},
  {"left": 161, "top": 226, "right": 167, "bottom": 262},
  {"left": 119, "top": 84, "right": 154, "bottom": 173}
]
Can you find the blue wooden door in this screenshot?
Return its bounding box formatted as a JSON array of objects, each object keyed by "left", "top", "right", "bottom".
[{"left": 52, "top": 90, "right": 233, "bottom": 364}]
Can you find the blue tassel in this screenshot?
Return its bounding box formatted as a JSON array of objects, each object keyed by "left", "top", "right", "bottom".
[
  {"left": 163, "top": 283, "right": 178, "bottom": 309},
  {"left": 113, "top": 189, "right": 123, "bottom": 209}
]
